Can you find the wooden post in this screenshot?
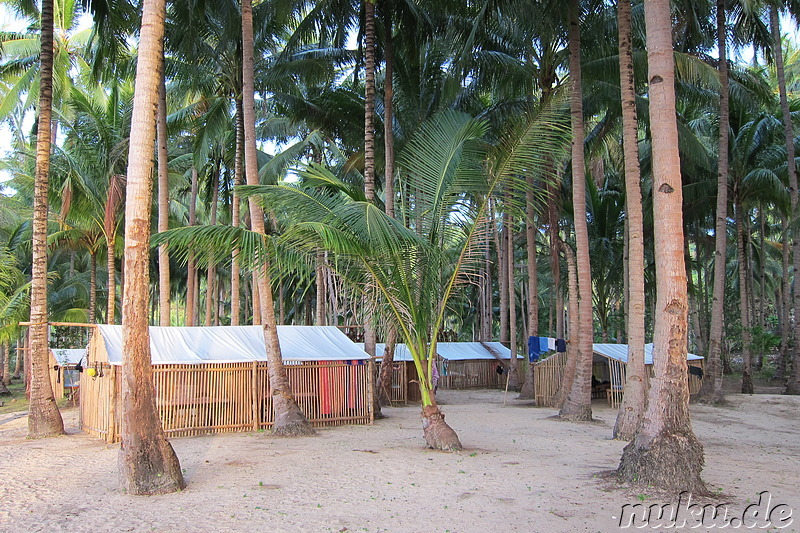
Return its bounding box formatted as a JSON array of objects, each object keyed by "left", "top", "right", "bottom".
[
  {"left": 367, "top": 358, "right": 375, "bottom": 423},
  {"left": 251, "top": 361, "right": 258, "bottom": 431},
  {"left": 108, "top": 365, "right": 118, "bottom": 443}
]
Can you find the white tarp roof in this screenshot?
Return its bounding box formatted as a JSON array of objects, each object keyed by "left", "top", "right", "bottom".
[
  {"left": 356, "top": 343, "right": 415, "bottom": 361},
  {"left": 593, "top": 343, "right": 704, "bottom": 365},
  {"left": 360, "top": 341, "right": 517, "bottom": 361},
  {"left": 436, "top": 342, "right": 515, "bottom": 361},
  {"left": 50, "top": 348, "right": 86, "bottom": 365},
  {"left": 97, "top": 325, "right": 369, "bottom": 365}
]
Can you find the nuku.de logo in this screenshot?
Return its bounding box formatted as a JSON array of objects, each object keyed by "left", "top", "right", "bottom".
[{"left": 616, "top": 491, "right": 793, "bottom": 529}]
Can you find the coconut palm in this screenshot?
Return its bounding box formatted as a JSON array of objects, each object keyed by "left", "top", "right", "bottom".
[
  {"left": 617, "top": 0, "right": 706, "bottom": 494},
  {"left": 117, "top": 0, "right": 185, "bottom": 495},
  {"left": 27, "top": 0, "right": 65, "bottom": 439}
]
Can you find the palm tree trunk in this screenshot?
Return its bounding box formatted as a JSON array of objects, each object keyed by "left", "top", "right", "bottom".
[
  {"left": 506, "top": 212, "right": 520, "bottom": 390},
  {"left": 315, "top": 250, "right": 326, "bottom": 325},
  {"left": 27, "top": 0, "right": 64, "bottom": 438},
  {"left": 771, "top": 7, "right": 800, "bottom": 395},
  {"left": 0, "top": 345, "right": 7, "bottom": 395},
  {"left": 231, "top": 98, "right": 245, "bottom": 326},
  {"left": 383, "top": 14, "right": 395, "bottom": 218},
  {"left": 157, "top": 72, "right": 171, "bottom": 326},
  {"left": 361, "top": 1, "right": 379, "bottom": 399},
  {"left": 778, "top": 215, "right": 790, "bottom": 381},
  {"left": 13, "top": 334, "right": 23, "bottom": 379},
  {"left": 2, "top": 341, "right": 10, "bottom": 387},
  {"left": 107, "top": 237, "right": 116, "bottom": 323},
  {"left": 698, "top": 0, "right": 729, "bottom": 404},
  {"left": 89, "top": 252, "right": 97, "bottom": 324},
  {"left": 518, "top": 174, "right": 538, "bottom": 399},
  {"left": 118, "top": 0, "right": 184, "bottom": 495},
  {"left": 375, "top": 17, "right": 398, "bottom": 409},
  {"left": 553, "top": 240, "right": 579, "bottom": 408},
  {"left": 204, "top": 167, "right": 219, "bottom": 327},
  {"left": 363, "top": 0, "right": 377, "bottom": 202},
  {"left": 498, "top": 215, "right": 509, "bottom": 344},
  {"left": 242, "top": 0, "right": 313, "bottom": 436},
  {"left": 185, "top": 167, "right": 199, "bottom": 326},
  {"left": 736, "top": 199, "right": 754, "bottom": 394},
  {"left": 613, "top": 0, "right": 647, "bottom": 440},
  {"left": 617, "top": 0, "right": 705, "bottom": 493},
  {"left": 559, "top": 0, "right": 592, "bottom": 421}
]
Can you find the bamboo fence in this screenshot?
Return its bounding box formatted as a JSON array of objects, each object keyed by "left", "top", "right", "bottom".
[
  {"left": 439, "top": 360, "right": 505, "bottom": 390},
  {"left": 533, "top": 352, "right": 567, "bottom": 407},
  {"left": 534, "top": 352, "right": 705, "bottom": 408},
  {"left": 81, "top": 360, "right": 373, "bottom": 443}
]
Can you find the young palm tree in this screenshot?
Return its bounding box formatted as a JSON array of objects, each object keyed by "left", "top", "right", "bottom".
[
  {"left": 118, "top": 0, "right": 184, "bottom": 495},
  {"left": 617, "top": 0, "right": 706, "bottom": 493}
]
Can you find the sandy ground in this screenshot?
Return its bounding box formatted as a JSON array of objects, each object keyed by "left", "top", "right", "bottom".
[{"left": 1, "top": 389, "right": 798, "bottom": 533}]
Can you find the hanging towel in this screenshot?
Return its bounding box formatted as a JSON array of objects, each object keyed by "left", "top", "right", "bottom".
[
  {"left": 556, "top": 338, "right": 567, "bottom": 353},
  {"left": 546, "top": 337, "right": 557, "bottom": 351},
  {"left": 539, "top": 337, "right": 549, "bottom": 353},
  {"left": 528, "top": 336, "right": 541, "bottom": 362}
]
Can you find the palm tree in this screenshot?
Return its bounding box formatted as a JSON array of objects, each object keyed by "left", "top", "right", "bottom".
[
  {"left": 697, "top": 0, "right": 730, "bottom": 404},
  {"left": 559, "top": 0, "right": 593, "bottom": 422},
  {"left": 27, "top": 0, "right": 65, "bottom": 439},
  {"left": 117, "top": 0, "right": 184, "bottom": 495},
  {"left": 769, "top": 6, "right": 800, "bottom": 395},
  {"left": 241, "top": 0, "right": 314, "bottom": 436},
  {"left": 617, "top": 0, "right": 706, "bottom": 493}
]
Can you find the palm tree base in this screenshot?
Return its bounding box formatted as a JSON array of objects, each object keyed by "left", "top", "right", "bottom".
[
  {"left": 272, "top": 394, "right": 316, "bottom": 436},
  {"left": 558, "top": 402, "right": 592, "bottom": 422},
  {"left": 692, "top": 389, "right": 726, "bottom": 406},
  {"left": 118, "top": 435, "right": 186, "bottom": 495},
  {"left": 613, "top": 407, "right": 643, "bottom": 441},
  {"left": 517, "top": 367, "right": 535, "bottom": 400},
  {"left": 27, "top": 399, "right": 66, "bottom": 438},
  {"left": 741, "top": 373, "right": 754, "bottom": 394},
  {"left": 617, "top": 432, "right": 707, "bottom": 495},
  {"left": 422, "top": 405, "right": 462, "bottom": 451}
]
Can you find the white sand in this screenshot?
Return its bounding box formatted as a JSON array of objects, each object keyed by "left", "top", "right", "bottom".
[{"left": 1, "top": 389, "right": 798, "bottom": 532}]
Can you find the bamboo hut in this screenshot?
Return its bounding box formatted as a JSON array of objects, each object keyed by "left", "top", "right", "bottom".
[
  {"left": 436, "top": 342, "right": 514, "bottom": 390},
  {"left": 533, "top": 343, "right": 705, "bottom": 407},
  {"left": 49, "top": 348, "right": 85, "bottom": 401},
  {"left": 81, "top": 325, "right": 373, "bottom": 442},
  {"left": 370, "top": 341, "right": 518, "bottom": 404}
]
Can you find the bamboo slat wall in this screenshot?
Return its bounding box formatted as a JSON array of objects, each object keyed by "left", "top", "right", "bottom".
[
  {"left": 81, "top": 360, "right": 372, "bottom": 442},
  {"left": 375, "top": 361, "right": 409, "bottom": 405},
  {"left": 439, "top": 360, "right": 505, "bottom": 390},
  {"left": 533, "top": 352, "right": 568, "bottom": 407},
  {"left": 535, "top": 353, "right": 706, "bottom": 409},
  {"left": 49, "top": 364, "right": 64, "bottom": 401}
]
